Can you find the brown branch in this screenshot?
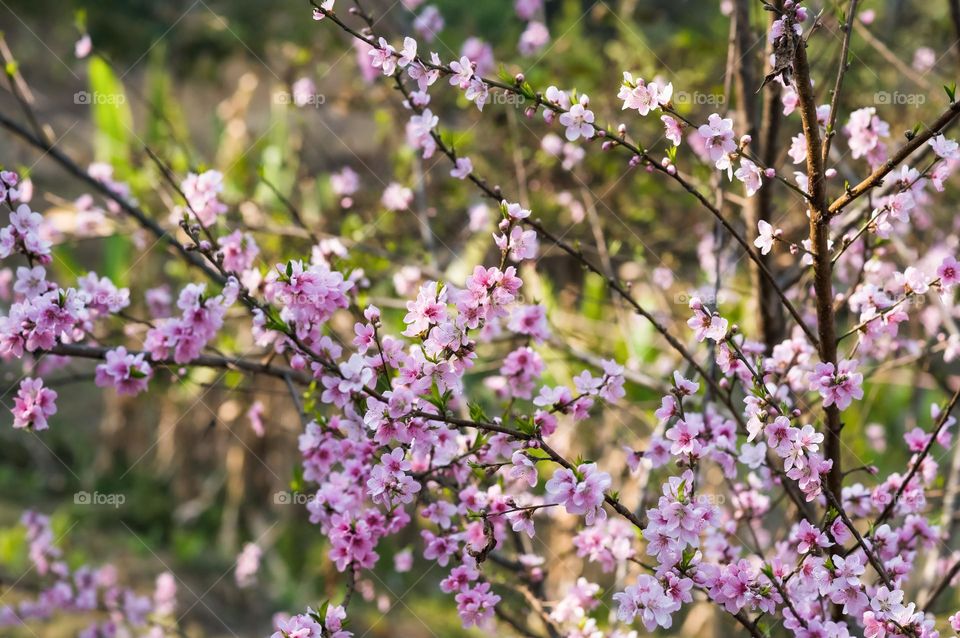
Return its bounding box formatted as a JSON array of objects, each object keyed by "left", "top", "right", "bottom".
[
  {"left": 792, "top": 29, "right": 844, "bottom": 502},
  {"left": 0, "top": 112, "right": 226, "bottom": 286},
  {"left": 923, "top": 554, "right": 960, "bottom": 612},
  {"left": 821, "top": 0, "right": 858, "bottom": 165},
  {"left": 314, "top": 1, "right": 819, "bottom": 349},
  {"left": 41, "top": 343, "right": 313, "bottom": 384},
  {"left": 871, "top": 383, "right": 960, "bottom": 530},
  {"left": 828, "top": 101, "right": 960, "bottom": 215}
]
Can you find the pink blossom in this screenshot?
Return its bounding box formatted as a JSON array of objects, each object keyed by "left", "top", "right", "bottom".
[
  {"left": 661, "top": 114, "right": 683, "bottom": 146},
  {"left": 545, "top": 463, "right": 611, "bottom": 524},
  {"left": 450, "top": 157, "right": 473, "bottom": 179},
  {"left": 754, "top": 220, "right": 776, "bottom": 255},
  {"left": 734, "top": 158, "right": 763, "bottom": 196},
  {"left": 929, "top": 134, "right": 960, "bottom": 159},
  {"left": 11, "top": 377, "right": 57, "bottom": 431},
  {"left": 95, "top": 346, "right": 152, "bottom": 396},
  {"left": 368, "top": 37, "right": 398, "bottom": 76},
  {"left": 381, "top": 183, "right": 413, "bottom": 211},
  {"left": 697, "top": 113, "right": 737, "bottom": 169},
  {"left": 938, "top": 256, "right": 960, "bottom": 288},
  {"left": 234, "top": 542, "right": 261, "bottom": 588},
  {"left": 181, "top": 170, "right": 227, "bottom": 226},
  {"left": 558, "top": 96, "right": 595, "bottom": 141},
  {"left": 75, "top": 34, "right": 92, "bottom": 59},
  {"left": 518, "top": 21, "right": 550, "bottom": 56},
  {"left": 808, "top": 359, "right": 863, "bottom": 410}
]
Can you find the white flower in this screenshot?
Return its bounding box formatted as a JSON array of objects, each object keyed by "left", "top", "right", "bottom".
[{"left": 754, "top": 220, "right": 776, "bottom": 255}]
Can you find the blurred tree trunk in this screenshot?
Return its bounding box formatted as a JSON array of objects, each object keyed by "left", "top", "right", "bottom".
[{"left": 735, "top": 0, "right": 785, "bottom": 350}]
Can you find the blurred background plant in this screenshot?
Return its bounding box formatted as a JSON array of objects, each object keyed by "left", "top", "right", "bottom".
[{"left": 0, "top": 0, "right": 958, "bottom": 635}]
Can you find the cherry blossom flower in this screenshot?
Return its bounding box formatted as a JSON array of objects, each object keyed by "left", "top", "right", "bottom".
[
  {"left": 75, "top": 34, "right": 92, "bottom": 59},
  {"left": 929, "top": 134, "right": 960, "bottom": 159},
  {"left": 180, "top": 170, "right": 227, "bottom": 226},
  {"left": 382, "top": 183, "right": 413, "bottom": 211},
  {"left": 95, "top": 346, "right": 152, "bottom": 396},
  {"left": 235, "top": 542, "right": 261, "bottom": 588},
  {"left": 11, "top": 377, "right": 57, "bottom": 431},
  {"left": 808, "top": 359, "right": 864, "bottom": 410},
  {"left": 559, "top": 96, "right": 595, "bottom": 141},
  {"left": 754, "top": 220, "right": 776, "bottom": 255},
  {"left": 518, "top": 21, "right": 550, "bottom": 56},
  {"left": 661, "top": 114, "right": 683, "bottom": 146},
  {"left": 697, "top": 113, "right": 737, "bottom": 170},
  {"left": 545, "top": 463, "right": 611, "bottom": 524},
  {"left": 734, "top": 158, "right": 763, "bottom": 196},
  {"left": 368, "top": 37, "right": 398, "bottom": 76},
  {"left": 450, "top": 157, "right": 473, "bottom": 179}
]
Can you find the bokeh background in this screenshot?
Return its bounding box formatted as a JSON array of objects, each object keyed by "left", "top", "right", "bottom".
[{"left": 0, "top": 0, "right": 958, "bottom": 635}]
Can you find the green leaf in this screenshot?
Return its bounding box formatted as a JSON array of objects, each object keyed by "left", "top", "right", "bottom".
[
  {"left": 88, "top": 56, "right": 134, "bottom": 169},
  {"left": 945, "top": 82, "right": 957, "bottom": 103},
  {"left": 468, "top": 402, "right": 489, "bottom": 423},
  {"left": 102, "top": 234, "right": 130, "bottom": 285}
]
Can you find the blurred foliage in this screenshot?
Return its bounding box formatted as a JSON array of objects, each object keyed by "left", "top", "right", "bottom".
[{"left": 0, "top": 0, "right": 957, "bottom": 635}]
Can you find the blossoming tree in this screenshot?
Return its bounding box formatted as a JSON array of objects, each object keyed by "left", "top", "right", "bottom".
[{"left": 3, "top": 0, "right": 960, "bottom": 636}]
